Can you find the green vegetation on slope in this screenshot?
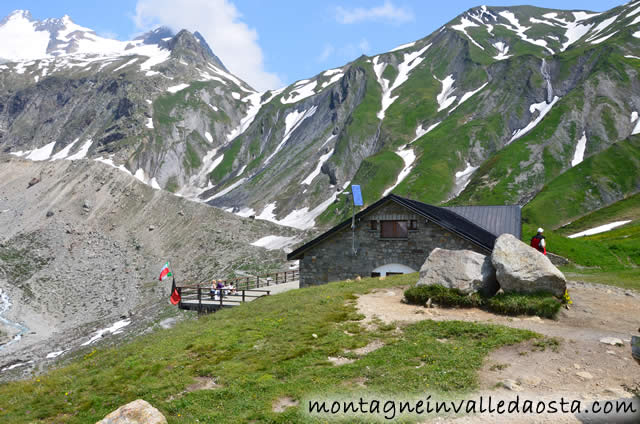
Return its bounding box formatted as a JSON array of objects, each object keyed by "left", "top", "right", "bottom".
[
  {"left": 209, "top": 137, "right": 243, "bottom": 183},
  {"left": 0, "top": 274, "right": 536, "bottom": 423},
  {"left": 523, "top": 136, "right": 640, "bottom": 230},
  {"left": 557, "top": 192, "right": 640, "bottom": 236},
  {"left": 404, "top": 285, "right": 563, "bottom": 318},
  {"left": 318, "top": 150, "right": 403, "bottom": 225}
]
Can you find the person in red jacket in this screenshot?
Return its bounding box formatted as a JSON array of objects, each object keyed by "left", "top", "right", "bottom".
[{"left": 530, "top": 228, "right": 547, "bottom": 255}]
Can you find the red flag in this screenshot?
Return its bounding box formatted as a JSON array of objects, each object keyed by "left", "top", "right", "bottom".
[{"left": 170, "top": 276, "right": 181, "bottom": 305}]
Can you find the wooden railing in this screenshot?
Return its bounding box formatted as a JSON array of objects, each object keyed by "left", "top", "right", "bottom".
[
  {"left": 176, "top": 269, "right": 299, "bottom": 312},
  {"left": 177, "top": 287, "right": 271, "bottom": 312},
  {"left": 179, "top": 269, "right": 300, "bottom": 291}
]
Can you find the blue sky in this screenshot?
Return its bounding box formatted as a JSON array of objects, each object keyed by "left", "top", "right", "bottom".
[{"left": 0, "top": 0, "right": 627, "bottom": 90}]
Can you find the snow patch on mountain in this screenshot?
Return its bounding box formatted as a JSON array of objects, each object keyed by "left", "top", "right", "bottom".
[
  {"left": 321, "top": 73, "right": 343, "bottom": 89},
  {"left": 323, "top": 68, "right": 342, "bottom": 76},
  {"left": 492, "top": 42, "right": 511, "bottom": 60},
  {"left": 281, "top": 80, "right": 318, "bottom": 104},
  {"left": 509, "top": 96, "right": 560, "bottom": 144},
  {"left": 204, "top": 178, "right": 247, "bottom": 202},
  {"left": 256, "top": 188, "right": 344, "bottom": 230},
  {"left": 66, "top": 139, "right": 93, "bottom": 161},
  {"left": 590, "top": 32, "right": 618, "bottom": 44},
  {"left": 50, "top": 139, "right": 78, "bottom": 161},
  {"left": 632, "top": 115, "right": 640, "bottom": 134},
  {"left": 568, "top": 220, "right": 632, "bottom": 238},
  {"left": 374, "top": 44, "right": 431, "bottom": 121},
  {"left": 452, "top": 162, "right": 479, "bottom": 197},
  {"left": 251, "top": 235, "right": 298, "bottom": 251},
  {"left": 571, "top": 132, "right": 587, "bottom": 167},
  {"left": 586, "top": 15, "right": 619, "bottom": 42},
  {"left": 21, "top": 141, "right": 57, "bottom": 161},
  {"left": 264, "top": 106, "right": 318, "bottom": 165},
  {"left": 112, "top": 58, "right": 138, "bottom": 72},
  {"left": 226, "top": 91, "right": 268, "bottom": 142},
  {"left": 450, "top": 82, "right": 488, "bottom": 112},
  {"left": 167, "top": 83, "right": 189, "bottom": 93},
  {"left": 451, "top": 17, "right": 485, "bottom": 50},
  {"left": 94, "top": 157, "right": 132, "bottom": 175},
  {"left": 0, "top": 11, "right": 50, "bottom": 62},
  {"left": 383, "top": 148, "right": 416, "bottom": 196},
  {"left": 436, "top": 75, "right": 457, "bottom": 112},
  {"left": 390, "top": 41, "right": 416, "bottom": 52},
  {"left": 498, "top": 11, "right": 554, "bottom": 54},
  {"left": 631, "top": 111, "right": 638, "bottom": 122},
  {"left": 302, "top": 148, "right": 334, "bottom": 185},
  {"left": 413, "top": 121, "right": 441, "bottom": 142}
]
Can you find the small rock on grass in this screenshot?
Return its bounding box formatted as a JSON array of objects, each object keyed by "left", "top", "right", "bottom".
[{"left": 502, "top": 379, "right": 523, "bottom": 392}]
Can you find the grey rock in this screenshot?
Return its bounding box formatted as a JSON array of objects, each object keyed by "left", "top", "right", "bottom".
[
  {"left": 46, "top": 210, "right": 54, "bottom": 217},
  {"left": 96, "top": 399, "right": 167, "bottom": 424},
  {"left": 417, "top": 248, "right": 499, "bottom": 296},
  {"left": 599, "top": 337, "right": 623, "bottom": 346},
  {"left": 491, "top": 234, "right": 566, "bottom": 297}
]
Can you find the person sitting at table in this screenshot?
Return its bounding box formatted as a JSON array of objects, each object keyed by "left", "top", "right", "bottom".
[{"left": 216, "top": 280, "right": 225, "bottom": 298}]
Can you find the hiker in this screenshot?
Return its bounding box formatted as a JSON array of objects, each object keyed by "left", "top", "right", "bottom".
[
  {"left": 216, "top": 280, "right": 225, "bottom": 298},
  {"left": 530, "top": 227, "right": 547, "bottom": 255}
]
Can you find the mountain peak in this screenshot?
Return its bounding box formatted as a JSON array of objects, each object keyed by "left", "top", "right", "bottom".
[{"left": 168, "top": 29, "right": 227, "bottom": 70}]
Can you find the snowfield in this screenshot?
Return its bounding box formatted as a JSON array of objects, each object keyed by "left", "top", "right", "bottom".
[{"left": 568, "top": 220, "right": 632, "bottom": 238}]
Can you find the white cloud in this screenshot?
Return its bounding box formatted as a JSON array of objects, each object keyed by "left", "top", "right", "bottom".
[
  {"left": 134, "top": 0, "right": 283, "bottom": 91},
  {"left": 318, "top": 44, "right": 334, "bottom": 62},
  {"left": 335, "top": 1, "right": 414, "bottom": 24}
]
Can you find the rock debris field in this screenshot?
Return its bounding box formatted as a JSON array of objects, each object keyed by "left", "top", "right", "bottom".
[{"left": 0, "top": 156, "right": 297, "bottom": 380}]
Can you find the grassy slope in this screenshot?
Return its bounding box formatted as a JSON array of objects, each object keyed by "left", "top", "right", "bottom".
[
  {"left": 556, "top": 192, "right": 640, "bottom": 236},
  {"left": 0, "top": 275, "right": 536, "bottom": 424},
  {"left": 523, "top": 136, "right": 640, "bottom": 230}
]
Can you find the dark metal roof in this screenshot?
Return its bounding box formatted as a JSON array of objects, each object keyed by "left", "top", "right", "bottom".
[
  {"left": 287, "top": 194, "right": 520, "bottom": 260},
  {"left": 442, "top": 205, "right": 522, "bottom": 239}
]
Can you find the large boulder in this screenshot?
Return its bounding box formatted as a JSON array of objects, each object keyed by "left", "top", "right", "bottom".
[
  {"left": 491, "top": 234, "right": 566, "bottom": 297},
  {"left": 96, "top": 399, "right": 167, "bottom": 424},
  {"left": 417, "top": 248, "right": 499, "bottom": 296}
]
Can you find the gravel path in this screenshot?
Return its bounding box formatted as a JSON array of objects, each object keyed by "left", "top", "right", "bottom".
[{"left": 356, "top": 281, "right": 640, "bottom": 423}]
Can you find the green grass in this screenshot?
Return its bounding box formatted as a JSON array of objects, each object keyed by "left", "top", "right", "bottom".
[
  {"left": 523, "top": 222, "right": 640, "bottom": 271},
  {"left": 0, "top": 274, "right": 536, "bottom": 423},
  {"left": 209, "top": 137, "right": 243, "bottom": 183},
  {"left": 556, "top": 192, "right": 640, "bottom": 236},
  {"left": 318, "top": 150, "right": 403, "bottom": 225},
  {"left": 404, "top": 285, "right": 563, "bottom": 319},
  {"left": 523, "top": 135, "right": 640, "bottom": 230}
]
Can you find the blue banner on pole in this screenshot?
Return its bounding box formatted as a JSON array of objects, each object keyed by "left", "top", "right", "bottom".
[{"left": 352, "top": 185, "right": 363, "bottom": 206}]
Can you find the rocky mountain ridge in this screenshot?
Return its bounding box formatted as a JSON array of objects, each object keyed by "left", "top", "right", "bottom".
[{"left": 1, "top": 2, "right": 639, "bottom": 232}]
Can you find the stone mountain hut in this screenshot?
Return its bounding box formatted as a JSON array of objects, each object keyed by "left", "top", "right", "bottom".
[{"left": 287, "top": 194, "right": 521, "bottom": 287}]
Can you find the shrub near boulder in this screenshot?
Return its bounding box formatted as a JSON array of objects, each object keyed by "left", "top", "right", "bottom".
[{"left": 404, "top": 285, "right": 563, "bottom": 319}]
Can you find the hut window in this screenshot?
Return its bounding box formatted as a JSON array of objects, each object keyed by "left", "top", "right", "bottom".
[
  {"left": 370, "top": 220, "right": 378, "bottom": 230},
  {"left": 409, "top": 219, "right": 418, "bottom": 230},
  {"left": 380, "top": 220, "right": 408, "bottom": 238}
]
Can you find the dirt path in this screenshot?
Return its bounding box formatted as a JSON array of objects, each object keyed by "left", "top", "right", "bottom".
[{"left": 356, "top": 281, "right": 640, "bottom": 423}]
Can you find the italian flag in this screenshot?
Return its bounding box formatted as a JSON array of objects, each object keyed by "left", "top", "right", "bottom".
[{"left": 158, "top": 262, "right": 172, "bottom": 281}]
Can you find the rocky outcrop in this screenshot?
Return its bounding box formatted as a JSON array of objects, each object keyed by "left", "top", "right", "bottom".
[
  {"left": 417, "top": 248, "right": 499, "bottom": 296},
  {"left": 491, "top": 234, "right": 566, "bottom": 297},
  {"left": 96, "top": 399, "right": 166, "bottom": 424}
]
